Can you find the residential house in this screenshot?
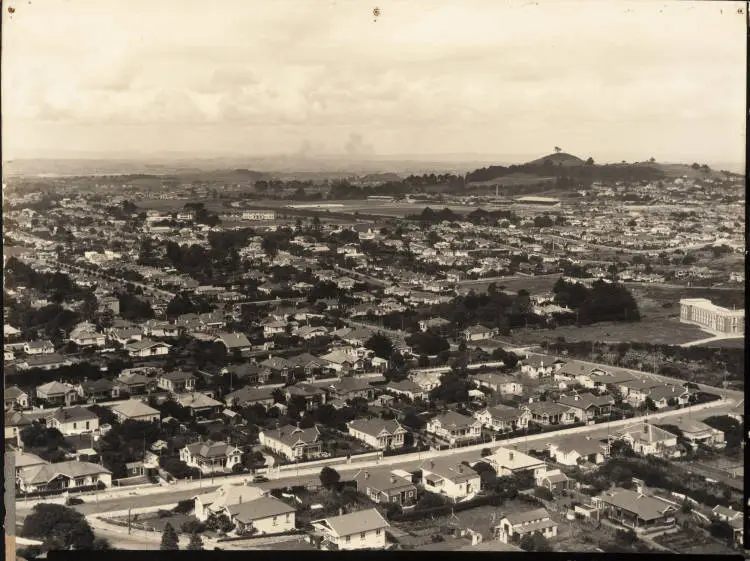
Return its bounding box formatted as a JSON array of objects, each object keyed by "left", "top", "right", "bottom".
[
  {"left": 225, "top": 386, "right": 276, "bottom": 409},
  {"left": 328, "top": 377, "right": 375, "bottom": 402},
  {"left": 226, "top": 495, "right": 297, "bottom": 535},
  {"left": 614, "top": 422, "right": 680, "bottom": 458},
  {"left": 645, "top": 385, "right": 690, "bottom": 409},
  {"left": 5, "top": 410, "right": 33, "bottom": 447},
  {"left": 179, "top": 440, "right": 243, "bottom": 474},
  {"left": 193, "top": 484, "right": 266, "bottom": 521},
  {"left": 297, "top": 326, "right": 330, "bottom": 341},
  {"left": 223, "top": 363, "right": 272, "bottom": 385},
  {"left": 263, "top": 320, "right": 288, "bottom": 339},
  {"left": 46, "top": 406, "right": 100, "bottom": 436},
  {"left": 384, "top": 380, "right": 427, "bottom": 402},
  {"left": 23, "top": 340, "right": 55, "bottom": 356},
  {"left": 619, "top": 379, "right": 663, "bottom": 406},
  {"left": 484, "top": 447, "right": 548, "bottom": 480},
  {"left": 418, "top": 317, "right": 452, "bottom": 336},
  {"left": 17, "top": 353, "right": 74, "bottom": 371},
  {"left": 176, "top": 392, "right": 224, "bottom": 418},
  {"left": 493, "top": 508, "right": 558, "bottom": 544},
  {"left": 17, "top": 461, "right": 112, "bottom": 493},
  {"left": 473, "top": 404, "right": 530, "bottom": 432},
  {"left": 11, "top": 452, "right": 49, "bottom": 479},
  {"left": 520, "top": 355, "right": 565, "bottom": 379},
  {"left": 35, "top": 381, "right": 79, "bottom": 407},
  {"left": 286, "top": 353, "right": 331, "bottom": 378},
  {"left": 419, "top": 458, "right": 481, "bottom": 501},
  {"left": 548, "top": 435, "right": 610, "bottom": 466},
  {"left": 284, "top": 384, "right": 327, "bottom": 411},
  {"left": 673, "top": 419, "right": 725, "bottom": 448},
  {"left": 69, "top": 324, "right": 106, "bottom": 347},
  {"left": 75, "top": 378, "right": 121, "bottom": 402},
  {"left": 538, "top": 469, "right": 572, "bottom": 492},
  {"left": 258, "top": 425, "right": 323, "bottom": 461},
  {"left": 460, "top": 325, "right": 498, "bottom": 342},
  {"left": 353, "top": 469, "right": 418, "bottom": 506},
  {"left": 111, "top": 400, "right": 161, "bottom": 423},
  {"left": 712, "top": 505, "right": 744, "bottom": 546},
  {"left": 142, "top": 320, "right": 183, "bottom": 338},
  {"left": 4, "top": 386, "right": 29, "bottom": 411},
  {"left": 425, "top": 411, "right": 482, "bottom": 445},
  {"left": 409, "top": 370, "right": 443, "bottom": 393},
  {"left": 347, "top": 419, "right": 408, "bottom": 450},
  {"left": 472, "top": 373, "right": 523, "bottom": 395},
  {"left": 311, "top": 508, "right": 389, "bottom": 551},
  {"left": 593, "top": 488, "right": 677, "bottom": 533},
  {"left": 525, "top": 401, "right": 576, "bottom": 425},
  {"left": 124, "top": 339, "right": 171, "bottom": 358},
  {"left": 158, "top": 371, "right": 197, "bottom": 393},
  {"left": 115, "top": 372, "right": 156, "bottom": 396},
  {"left": 556, "top": 392, "right": 614, "bottom": 423},
  {"left": 215, "top": 332, "right": 253, "bottom": 354},
  {"left": 260, "top": 356, "right": 294, "bottom": 376},
  {"left": 109, "top": 327, "right": 144, "bottom": 345}
]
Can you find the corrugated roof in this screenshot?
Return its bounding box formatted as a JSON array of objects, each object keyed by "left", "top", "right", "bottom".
[
  {"left": 314, "top": 508, "right": 389, "bottom": 538},
  {"left": 227, "top": 496, "right": 296, "bottom": 523}
]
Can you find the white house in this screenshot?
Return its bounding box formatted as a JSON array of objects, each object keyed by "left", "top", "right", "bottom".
[
  {"left": 17, "top": 460, "right": 112, "bottom": 493},
  {"left": 614, "top": 422, "right": 680, "bottom": 459},
  {"left": 23, "top": 340, "right": 55, "bottom": 356},
  {"left": 425, "top": 411, "right": 482, "bottom": 445},
  {"left": 46, "top": 406, "right": 100, "bottom": 436},
  {"left": 484, "top": 447, "right": 548, "bottom": 480},
  {"left": 493, "top": 508, "right": 558, "bottom": 544},
  {"left": 179, "top": 440, "right": 243, "bottom": 474},
  {"left": 548, "top": 435, "right": 610, "bottom": 466},
  {"left": 193, "top": 484, "right": 266, "bottom": 521},
  {"left": 419, "top": 458, "right": 481, "bottom": 501},
  {"left": 111, "top": 400, "right": 161, "bottom": 423},
  {"left": 473, "top": 404, "right": 530, "bottom": 432},
  {"left": 124, "top": 339, "right": 171, "bottom": 358},
  {"left": 311, "top": 508, "right": 389, "bottom": 551},
  {"left": 347, "top": 419, "right": 408, "bottom": 450},
  {"left": 258, "top": 425, "right": 323, "bottom": 461}
]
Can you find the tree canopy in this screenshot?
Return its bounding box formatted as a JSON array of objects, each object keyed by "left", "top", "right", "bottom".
[{"left": 21, "top": 503, "right": 95, "bottom": 550}]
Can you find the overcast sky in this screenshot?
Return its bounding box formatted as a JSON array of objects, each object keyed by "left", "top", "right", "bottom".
[{"left": 2, "top": 0, "right": 746, "bottom": 164}]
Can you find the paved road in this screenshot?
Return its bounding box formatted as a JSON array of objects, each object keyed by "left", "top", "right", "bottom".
[
  {"left": 458, "top": 273, "right": 560, "bottom": 287},
  {"left": 680, "top": 335, "right": 744, "bottom": 348}
]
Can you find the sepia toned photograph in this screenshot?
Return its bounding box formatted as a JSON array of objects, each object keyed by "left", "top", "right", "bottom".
[{"left": 2, "top": 0, "right": 746, "bottom": 557}]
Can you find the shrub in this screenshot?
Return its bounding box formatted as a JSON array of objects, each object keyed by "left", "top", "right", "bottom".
[
  {"left": 173, "top": 499, "right": 195, "bottom": 514},
  {"left": 181, "top": 520, "right": 206, "bottom": 534},
  {"left": 533, "top": 486, "right": 554, "bottom": 501},
  {"left": 157, "top": 509, "right": 172, "bottom": 518}
]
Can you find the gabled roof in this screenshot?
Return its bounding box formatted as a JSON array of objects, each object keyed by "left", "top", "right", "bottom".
[
  {"left": 597, "top": 488, "right": 675, "bottom": 521},
  {"left": 161, "top": 370, "right": 196, "bottom": 382},
  {"left": 526, "top": 401, "right": 570, "bottom": 416},
  {"left": 313, "top": 508, "right": 389, "bottom": 537},
  {"left": 647, "top": 385, "right": 689, "bottom": 402},
  {"left": 550, "top": 435, "right": 608, "bottom": 457},
  {"left": 385, "top": 380, "right": 425, "bottom": 393},
  {"left": 260, "top": 356, "right": 293, "bottom": 370},
  {"left": 225, "top": 386, "right": 275, "bottom": 404},
  {"left": 194, "top": 484, "right": 265, "bottom": 510},
  {"left": 353, "top": 469, "right": 416, "bottom": 494},
  {"left": 485, "top": 447, "right": 545, "bottom": 470},
  {"left": 5, "top": 385, "right": 27, "bottom": 399},
  {"left": 503, "top": 508, "right": 551, "bottom": 526},
  {"left": 420, "top": 458, "right": 479, "bottom": 482},
  {"left": 125, "top": 339, "right": 171, "bottom": 351},
  {"left": 261, "top": 425, "right": 320, "bottom": 447},
  {"left": 185, "top": 440, "right": 239, "bottom": 458},
  {"left": 557, "top": 392, "right": 614, "bottom": 410},
  {"left": 617, "top": 422, "right": 678, "bottom": 444},
  {"left": 36, "top": 381, "right": 76, "bottom": 395},
  {"left": 481, "top": 404, "right": 525, "bottom": 421},
  {"left": 20, "top": 460, "right": 111, "bottom": 485},
  {"left": 348, "top": 418, "right": 406, "bottom": 438},
  {"left": 216, "top": 332, "right": 252, "bottom": 349},
  {"left": 49, "top": 406, "right": 98, "bottom": 423},
  {"left": 227, "top": 496, "right": 296, "bottom": 523},
  {"left": 177, "top": 392, "right": 222, "bottom": 409},
  {"left": 428, "top": 410, "right": 479, "bottom": 428},
  {"left": 12, "top": 452, "right": 49, "bottom": 469}
]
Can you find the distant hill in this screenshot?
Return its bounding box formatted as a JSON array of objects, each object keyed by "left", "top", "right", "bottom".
[
  {"left": 525, "top": 152, "right": 586, "bottom": 167},
  {"left": 360, "top": 172, "right": 402, "bottom": 183}
]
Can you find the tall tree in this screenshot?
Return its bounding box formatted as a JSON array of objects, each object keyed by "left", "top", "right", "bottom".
[
  {"left": 160, "top": 522, "right": 180, "bottom": 550},
  {"left": 187, "top": 533, "right": 204, "bottom": 550},
  {"left": 21, "top": 504, "right": 95, "bottom": 550}
]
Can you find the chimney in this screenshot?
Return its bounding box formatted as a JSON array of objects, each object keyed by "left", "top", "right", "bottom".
[{"left": 509, "top": 451, "right": 514, "bottom": 461}]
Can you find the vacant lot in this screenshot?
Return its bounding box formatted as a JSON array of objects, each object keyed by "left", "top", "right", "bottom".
[
  {"left": 514, "top": 318, "right": 709, "bottom": 346},
  {"left": 654, "top": 530, "right": 736, "bottom": 555}
]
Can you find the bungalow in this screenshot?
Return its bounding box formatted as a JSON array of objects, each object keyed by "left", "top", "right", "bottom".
[
  {"left": 111, "top": 400, "right": 161, "bottom": 423},
  {"left": 36, "top": 381, "right": 79, "bottom": 407},
  {"left": 353, "top": 469, "right": 418, "bottom": 506},
  {"left": 614, "top": 422, "right": 680, "bottom": 459},
  {"left": 673, "top": 419, "right": 725, "bottom": 448},
  {"left": 712, "top": 505, "right": 744, "bottom": 546},
  {"left": 23, "top": 340, "right": 55, "bottom": 356},
  {"left": 297, "top": 325, "right": 330, "bottom": 341},
  {"left": 645, "top": 385, "right": 690, "bottom": 409},
  {"left": 284, "top": 384, "right": 327, "bottom": 411},
  {"left": 4, "top": 385, "right": 29, "bottom": 411},
  {"left": 593, "top": 488, "right": 677, "bottom": 533},
  {"left": 472, "top": 373, "right": 523, "bottom": 395},
  {"left": 525, "top": 401, "right": 576, "bottom": 425},
  {"left": 260, "top": 356, "right": 294, "bottom": 375},
  {"left": 384, "top": 380, "right": 427, "bottom": 402},
  {"left": 619, "top": 379, "right": 663, "bottom": 406},
  {"left": 5, "top": 410, "right": 32, "bottom": 447},
  {"left": 224, "top": 386, "right": 276, "bottom": 409},
  {"left": 286, "top": 353, "right": 330, "bottom": 377},
  {"left": 258, "top": 425, "right": 323, "bottom": 461},
  {"left": 11, "top": 452, "right": 49, "bottom": 479},
  {"left": 311, "top": 508, "right": 389, "bottom": 551},
  {"left": 556, "top": 392, "right": 614, "bottom": 423},
  {"left": 473, "top": 404, "right": 530, "bottom": 432},
  {"left": 484, "top": 447, "right": 548, "bottom": 480},
  {"left": 17, "top": 460, "right": 112, "bottom": 494},
  {"left": 75, "top": 378, "right": 120, "bottom": 402},
  {"left": 158, "top": 370, "right": 197, "bottom": 393},
  {"left": 263, "top": 320, "right": 288, "bottom": 339},
  {"left": 420, "top": 458, "right": 481, "bottom": 501},
  {"left": 347, "top": 419, "right": 408, "bottom": 450},
  {"left": 176, "top": 392, "right": 224, "bottom": 418},
  {"left": 223, "top": 363, "right": 272, "bottom": 385},
  {"left": 109, "top": 327, "right": 144, "bottom": 345},
  {"left": 520, "top": 355, "right": 564, "bottom": 379},
  {"left": 143, "top": 320, "right": 183, "bottom": 338},
  {"left": 17, "top": 353, "right": 74, "bottom": 371},
  {"left": 124, "top": 339, "right": 171, "bottom": 358},
  {"left": 226, "top": 495, "right": 297, "bottom": 535},
  {"left": 179, "top": 440, "right": 243, "bottom": 474},
  {"left": 460, "top": 325, "right": 498, "bottom": 342},
  {"left": 548, "top": 435, "right": 610, "bottom": 466},
  {"left": 115, "top": 372, "right": 156, "bottom": 396},
  {"left": 425, "top": 411, "right": 482, "bottom": 445},
  {"left": 493, "top": 508, "right": 558, "bottom": 544},
  {"left": 194, "top": 484, "right": 266, "bottom": 521},
  {"left": 538, "top": 469, "right": 572, "bottom": 492},
  {"left": 328, "top": 378, "right": 375, "bottom": 402},
  {"left": 418, "top": 317, "right": 452, "bottom": 335},
  {"left": 69, "top": 324, "right": 107, "bottom": 347},
  {"left": 409, "top": 371, "right": 443, "bottom": 392},
  {"left": 215, "top": 332, "right": 253, "bottom": 354},
  {"left": 46, "top": 406, "right": 100, "bottom": 436}
]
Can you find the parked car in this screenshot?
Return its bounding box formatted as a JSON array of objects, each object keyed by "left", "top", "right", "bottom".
[{"left": 253, "top": 475, "right": 269, "bottom": 483}]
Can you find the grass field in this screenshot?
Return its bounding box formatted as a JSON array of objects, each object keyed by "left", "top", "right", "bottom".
[{"left": 693, "top": 338, "right": 745, "bottom": 349}]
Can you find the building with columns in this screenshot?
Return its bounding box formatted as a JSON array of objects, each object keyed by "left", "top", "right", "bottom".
[{"left": 679, "top": 298, "right": 743, "bottom": 336}]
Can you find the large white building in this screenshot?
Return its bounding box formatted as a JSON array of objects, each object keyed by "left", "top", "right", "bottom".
[
  {"left": 679, "top": 298, "right": 744, "bottom": 336},
  {"left": 242, "top": 210, "right": 276, "bottom": 221}
]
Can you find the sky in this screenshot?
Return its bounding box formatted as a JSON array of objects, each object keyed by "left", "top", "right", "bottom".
[{"left": 2, "top": 0, "right": 746, "bottom": 165}]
